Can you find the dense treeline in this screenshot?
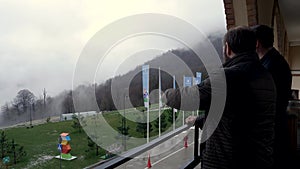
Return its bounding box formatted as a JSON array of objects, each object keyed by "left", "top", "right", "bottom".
[
  {"left": 0, "top": 89, "right": 72, "bottom": 127},
  {"left": 0, "top": 34, "right": 223, "bottom": 127}
]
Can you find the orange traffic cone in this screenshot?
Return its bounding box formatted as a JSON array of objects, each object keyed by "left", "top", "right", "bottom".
[
  {"left": 184, "top": 136, "right": 188, "bottom": 148},
  {"left": 147, "top": 153, "right": 152, "bottom": 168}
]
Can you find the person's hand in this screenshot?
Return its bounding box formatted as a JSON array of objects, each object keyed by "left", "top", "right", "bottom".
[
  {"left": 185, "top": 115, "right": 197, "bottom": 126},
  {"left": 161, "top": 91, "right": 168, "bottom": 107}
]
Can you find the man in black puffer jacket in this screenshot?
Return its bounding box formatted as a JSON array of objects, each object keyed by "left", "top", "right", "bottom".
[
  {"left": 251, "top": 25, "right": 292, "bottom": 169},
  {"left": 164, "top": 26, "right": 276, "bottom": 169}
]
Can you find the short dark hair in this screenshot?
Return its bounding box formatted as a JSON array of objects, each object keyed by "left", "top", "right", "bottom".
[
  {"left": 224, "top": 26, "right": 256, "bottom": 54},
  {"left": 251, "top": 25, "right": 274, "bottom": 48}
]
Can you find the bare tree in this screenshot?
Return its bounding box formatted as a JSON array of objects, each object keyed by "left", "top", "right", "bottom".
[
  {"left": 11, "top": 101, "right": 20, "bottom": 115},
  {"left": 43, "top": 88, "right": 46, "bottom": 112},
  {"left": 62, "top": 91, "right": 75, "bottom": 114},
  {"left": 1, "top": 103, "right": 9, "bottom": 113},
  {"left": 13, "top": 89, "right": 35, "bottom": 113}
]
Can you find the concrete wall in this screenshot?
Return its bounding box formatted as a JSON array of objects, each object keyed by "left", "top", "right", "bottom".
[
  {"left": 224, "top": 0, "right": 252, "bottom": 28},
  {"left": 232, "top": 0, "right": 248, "bottom": 26},
  {"left": 290, "top": 46, "right": 300, "bottom": 70},
  {"left": 292, "top": 76, "right": 300, "bottom": 91},
  {"left": 290, "top": 46, "right": 300, "bottom": 90},
  {"left": 257, "top": 0, "right": 274, "bottom": 26}
]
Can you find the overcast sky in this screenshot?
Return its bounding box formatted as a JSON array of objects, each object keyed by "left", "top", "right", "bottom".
[{"left": 0, "top": 0, "right": 226, "bottom": 107}]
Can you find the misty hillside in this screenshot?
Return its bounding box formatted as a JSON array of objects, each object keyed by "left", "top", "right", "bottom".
[
  {"left": 75, "top": 33, "right": 224, "bottom": 112},
  {"left": 0, "top": 33, "right": 224, "bottom": 127}
]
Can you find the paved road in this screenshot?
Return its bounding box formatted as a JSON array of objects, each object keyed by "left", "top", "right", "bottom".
[{"left": 115, "top": 128, "right": 201, "bottom": 169}]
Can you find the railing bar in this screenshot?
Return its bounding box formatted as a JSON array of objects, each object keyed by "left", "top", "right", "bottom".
[
  {"left": 181, "top": 124, "right": 201, "bottom": 169},
  {"left": 194, "top": 124, "right": 199, "bottom": 158},
  {"left": 89, "top": 125, "right": 190, "bottom": 169}
]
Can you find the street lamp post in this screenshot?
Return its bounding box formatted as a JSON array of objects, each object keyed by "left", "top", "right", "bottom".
[
  {"left": 29, "top": 104, "right": 32, "bottom": 127},
  {"left": 123, "top": 92, "right": 128, "bottom": 151}
]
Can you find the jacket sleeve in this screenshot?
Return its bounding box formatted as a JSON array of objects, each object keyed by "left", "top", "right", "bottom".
[
  {"left": 164, "top": 78, "right": 212, "bottom": 111},
  {"left": 195, "top": 113, "right": 206, "bottom": 129}
]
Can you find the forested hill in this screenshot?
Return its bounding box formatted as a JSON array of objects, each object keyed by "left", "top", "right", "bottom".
[
  {"left": 75, "top": 33, "right": 224, "bottom": 112},
  {"left": 0, "top": 33, "right": 223, "bottom": 127}
]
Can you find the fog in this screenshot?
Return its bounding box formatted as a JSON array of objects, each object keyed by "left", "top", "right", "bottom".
[{"left": 0, "top": 0, "right": 226, "bottom": 127}]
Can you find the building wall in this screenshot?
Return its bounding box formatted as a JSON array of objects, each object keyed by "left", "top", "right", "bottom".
[
  {"left": 290, "top": 46, "right": 300, "bottom": 90},
  {"left": 223, "top": 0, "right": 235, "bottom": 29},
  {"left": 224, "top": 0, "right": 258, "bottom": 28},
  {"left": 292, "top": 76, "right": 300, "bottom": 91},
  {"left": 257, "top": 0, "right": 274, "bottom": 26},
  {"left": 273, "top": 3, "right": 289, "bottom": 59},
  {"left": 232, "top": 0, "right": 248, "bottom": 26},
  {"left": 223, "top": 0, "right": 288, "bottom": 57},
  {"left": 223, "top": 0, "right": 300, "bottom": 90},
  {"left": 246, "top": 0, "right": 258, "bottom": 26},
  {"left": 290, "top": 46, "right": 300, "bottom": 70}
]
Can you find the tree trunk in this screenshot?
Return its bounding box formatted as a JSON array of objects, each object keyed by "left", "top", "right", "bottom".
[{"left": 96, "top": 146, "right": 99, "bottom": 156}]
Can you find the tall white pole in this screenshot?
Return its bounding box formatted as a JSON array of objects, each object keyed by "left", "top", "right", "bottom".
[
  {"left": 158, "top": 67, "right": 161, "bottom": 137},
  {"left": 173, "top": 75, "right": 176, "bottom": 131},
  {"left": 182, "top": 75, "right": 185, "bottom": 126},
  {"left": 195, "top": 72, "right": 201, "bottom": 118},
  {"left": 143, "top": 65, "right": 150, "bottom": 143},
  {"left": 182, "top": 111, "right": 185, "bottom": 126},
  {"left": 147, "top": 107, "right": 150, "bottom": 143},
  {"left": 147, "top": 67, "right": 150, "bottom": 143},
  {"left": 173, "top": 109, "right": 175, "bottom": 130}
]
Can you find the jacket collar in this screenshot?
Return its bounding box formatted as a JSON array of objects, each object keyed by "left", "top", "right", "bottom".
[
  {"left": 260, "top": 47, "right": 278, "bottom": 63},
  {"left": 223, "top": 51, "right": 259, "bottom": 68}
]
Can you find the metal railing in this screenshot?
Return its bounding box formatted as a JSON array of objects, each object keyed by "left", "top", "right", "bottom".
[
  {"left": 182, "top": 123, "right": 201, "bottom": 168},
  {"left": 86, "top": 125, "right": 188, "bottom": 168},
  {"left": 85, "top": 124, "right": 201, "bottom": 169}
]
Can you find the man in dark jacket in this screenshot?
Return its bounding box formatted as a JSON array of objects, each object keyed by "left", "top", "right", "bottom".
[
  {"left": 164, "top": 26, "right": 276, "bottom": 169},
  {"left": 251, "top": 25, "right": 292, "bottom": 169}
]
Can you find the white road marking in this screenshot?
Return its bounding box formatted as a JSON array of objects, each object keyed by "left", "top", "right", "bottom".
[{"left": 144, "top": 142, "right": 194, "bottom": 169}]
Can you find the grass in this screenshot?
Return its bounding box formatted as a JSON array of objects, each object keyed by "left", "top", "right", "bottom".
[
  {"left": 0, "top": 108, "right": 204, "bottom": 169},
  {"left": 1, "top": 121, "right": 102, "bottom": 169}
]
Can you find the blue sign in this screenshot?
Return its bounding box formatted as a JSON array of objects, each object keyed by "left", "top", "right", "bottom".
[
  {"left": 184, "top": 76, "right": 192, "bottom": 87},
  {"left": 194, "top": 72, "right": 202, "bottom": 85},
  {"left": 173, "top": 75, "right": 176, "bottom": 89},
  {"left": 142, "top": 65, "right": 149, "bottom": 108},
  {"left": 196, "top": 72, "right": 202, "bottom": 78}
]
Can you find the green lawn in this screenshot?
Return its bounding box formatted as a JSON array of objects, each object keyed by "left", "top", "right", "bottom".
[
  {"left": 1, "top": 121, "right": 102, "bottom": 169},
  {"left": 0, "top": 109, "right": 204, "bottom": 169}
]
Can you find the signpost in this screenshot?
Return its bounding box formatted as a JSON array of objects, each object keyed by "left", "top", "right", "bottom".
[{"left": 142, "top": 65, "right": 150, "bottom": 143}]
